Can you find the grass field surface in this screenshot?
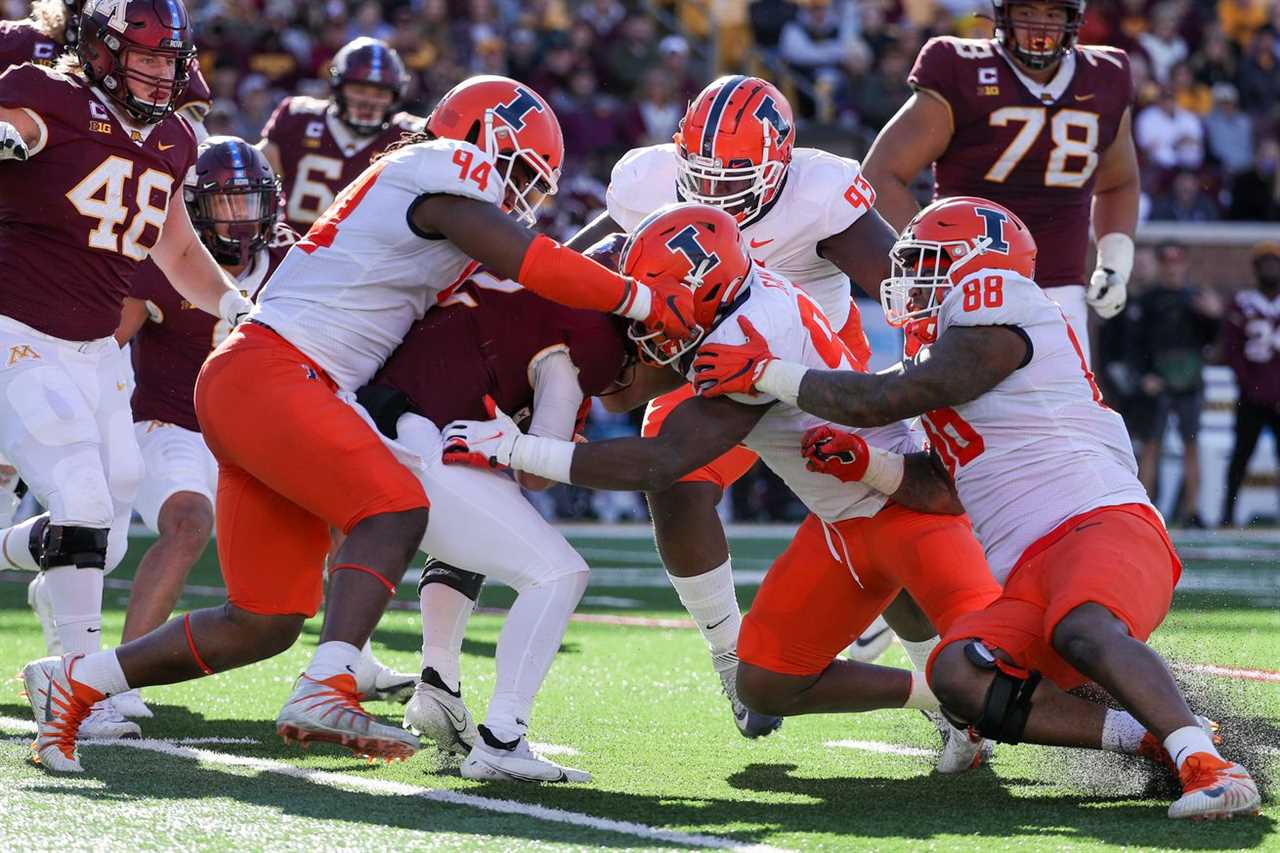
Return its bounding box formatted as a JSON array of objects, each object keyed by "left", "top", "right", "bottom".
[{"left": 1, "top": 527, "right": 1277, "bottom": 851}]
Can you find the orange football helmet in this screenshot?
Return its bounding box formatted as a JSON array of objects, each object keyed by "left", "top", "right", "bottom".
[
  {"left": 880, "top": 197, "right": 1037, "bottom": 344},
  {"left": 426, "top": 75, "right": 564, "bottom": 226},
  {"left": 620, "top": 202, "right": 754, "bottom": 365},
  {"left": 674, "top": 75, "right": 795, "bottom": 226}
]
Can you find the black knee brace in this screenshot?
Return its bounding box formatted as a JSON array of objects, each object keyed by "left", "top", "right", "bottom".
[
  {"left": 961, "top": 640, "right": 1041, "bottom": 744},
  {"left": 417, "top": 557, "right": 486, "bottom": 601},
  {"left": 40, "top": 524, "right": 109, "bottom": 570}
]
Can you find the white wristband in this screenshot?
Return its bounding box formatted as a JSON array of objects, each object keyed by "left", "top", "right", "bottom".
[
  {"left": 1095, "top": 232, "right": 1134, "bottom": 282},
  {"left": 621, "top": 280, "right": 652, "bottom": 323},
  {"left": 861, "top": 446, "right": 905, "bottom": 495},
  {"left": 756, "top": 360, "right": 809, "bottom": 406},
  {"left": 510, "top": 433, "right": 576, "bottom": 483}
]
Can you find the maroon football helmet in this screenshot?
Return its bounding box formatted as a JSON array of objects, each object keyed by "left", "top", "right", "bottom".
[
  {"left": 77, "top": 0, "right": 195, "bottom": 124},
  {"left": 993, "top": 0, "right": 1085, "bottom": 70},
  {"left": 184, "top": 136, "right": 281, "bottom": 267},
  {"left": 329, "top": 37, "right": 409, "bottom": 136}
]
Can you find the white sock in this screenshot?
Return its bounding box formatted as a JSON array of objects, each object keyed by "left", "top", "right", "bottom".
[
  {"left": 667, "top": 559, "right": 740, "bottom": 669},
  {"left": 902, "top": 671, "right": 940, "bottom": 711},
  {"left": 1164, "top": 724, "right": 1222, "bottom": 769},
  {"left": 1101, "top": 708, "right": 1149, "bottom": 754},
  {"left": 485, "top": 571, "right": 588, "bottom": 744},
  {"left": 420, "top": 582, "right": 474, "bottom": 693},
  {"left": 44, "top": 566, "right": 104, "bottom": 656},
  {"left": 899, "top": 636, "right": 940, "bottom": 673},
  {"left": 72, "top": 649, "right": 130, "bottom": 697},
  {"left": 0, "top": 514, "right": 44, "bottom": 571},
  {"left": 305, "top": 640, "right": 361, "bottom": 682}
]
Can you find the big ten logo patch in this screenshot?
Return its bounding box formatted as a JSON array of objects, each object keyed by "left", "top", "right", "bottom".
[
  {"left": 304, "top": 121, "right": 324, "bottom": 148},
  {"left": 978, "top": 67, "right": 1000, "bottom": 96}
]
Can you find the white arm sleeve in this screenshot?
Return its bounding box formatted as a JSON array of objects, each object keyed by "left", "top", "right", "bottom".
[{"left": 528, "top": 348, "right": 585, "bottom": 441}]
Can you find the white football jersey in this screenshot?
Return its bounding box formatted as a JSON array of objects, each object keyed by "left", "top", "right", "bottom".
[
  {"left": 926, "top": 269, "right": 1153, "bottom": 581},
  {"left": 607, "top": 144, "right": 874, "bottom": 331},
  {"left": 687, "top": 268, "right": 920, "bottom": 523},
  {"left": 253, "top": 139, "right": 503, "bottom": 390}
]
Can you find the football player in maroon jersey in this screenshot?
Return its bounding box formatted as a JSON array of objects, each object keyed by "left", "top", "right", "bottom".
[
  {"left": 104, "top": 135, "right": 295, "bottom": 718},
  {"left": 359, "top": 242, "right": 633, "bottom": 781},
  {"left": 0, "top": 0, "right": 212, "bottom": 136},
  {"left": 257, "top": 37, "right": 424, "bottom": 232},
  {"left": 0, "top": 0, "right": 250, "bottom": 750},
  {"left": 862, "top": 0, "right": 1140, "bottom": 361}
]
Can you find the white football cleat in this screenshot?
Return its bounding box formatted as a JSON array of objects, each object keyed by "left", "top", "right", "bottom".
[
  {"left": 21, "top": 654, "right": 105, "bottom": 773},
  {"left": 109, "top": 688, "right": 153, "bottom": 720},
  {"left": 461, "top": 725, "right": 591, "bottom": 783},
  {"left": 27, "top": 573, "right": 63, "bottom": 656},
  {"left": 79, "top": 700, "right": 142, "bottom": 740},
  {"left": 715, "top": 652, "right": 782, "bottom": 739},
  {"left": 276, "top": 673, "right": 420, "bottom": 761},
  {"left": 844, "top": 615, "right": 894, "bottom": 664},
  {"left": 354, "top": 651, "right": 417, "bottom": 705},
  {"left": 402, "top": 667, "right": 476, "bottom": 758},
  {"left": 1168, "top": 753, "right": 1261, "bottom": 820},
  {"left": 933, "top": 715, "right": 992, "bottom": 774}
]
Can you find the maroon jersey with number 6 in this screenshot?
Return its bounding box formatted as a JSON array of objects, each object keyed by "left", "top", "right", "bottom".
[
  {"left": 372, "top": 272, "right": 630, "bottom": 429},
  {"left": 260, "top": 95, "right": 425, "bottom": 232},
  {"left": 909, "top": 38, "right": 1131, "bottom": 287},
  {"left": 129, "top": 231, "right": 294, "bottom": 431},
  {"left": 0, "top": 63, "right": 196, "bottom": 341}
]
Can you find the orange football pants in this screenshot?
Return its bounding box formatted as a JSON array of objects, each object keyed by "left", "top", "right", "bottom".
[
  {"left": 930, "top": 503, "right": 1182, "bottom": 690},
  {"left": 641, "top": 302, "right": 871, "bottom": 490},
  {"left": 739, "top": 504, "right": 1001, "bottom": 676},
  {"left": 195, "top": 323, "right": 428, "bottom": 617}
]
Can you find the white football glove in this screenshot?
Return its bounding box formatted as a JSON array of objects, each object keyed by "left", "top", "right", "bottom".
[
  {"left": 218, "top": 289, "right": 253, "bottom": 329},
  {"left": 1087, "top": 233, "right": 1134, "bottom": 320},
  {"left": 442, "top": 397, "right": 523, "bottom": 470},
  {"left": 0, "top": 120, "right": 29, "bottom": 162}
]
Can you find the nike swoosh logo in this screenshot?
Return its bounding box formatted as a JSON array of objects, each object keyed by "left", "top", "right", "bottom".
[
  {"left": 854, "top": 626, "right": 890, "bottom": 647},
  {"left": 42, "top": 674, "right": 53, "bottom": 722},
  {"left": 1074, "top": 94, "right": 1095, "bottom": 102},
  {"left": 86, "top": 627, "right": 100, "bottom": 633},
  {"left": 1074, "top": 521, "right": 1103, "bottom": 533},
  {"left": 749, "top": 238, "right": 774, "bottom": 249},
  {"left": 441, "top": 702, "right": 469, "bottom": 734},
  {"left": 477, "top": 431, "right": 504, "bottom": 443},
  {"left": 344, "top": 665, "right": 356, "bottom": 674},
  {"left": 705, "top": 615, "right": 731, "bottom": 631},
  {"left": 158, "top": 141, "right": 176, "bottom": 151}
]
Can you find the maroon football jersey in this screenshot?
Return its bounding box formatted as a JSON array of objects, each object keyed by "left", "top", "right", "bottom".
[
  {"left": 129, "top": 233, "right": 293, "bottom": 431},
  {"left": 260, "top": 95, "right": 426, "bottom": 232},
  {"left": 177, "top": 59, "right": 212, "bottom": 120},
  {"left": 0, "top": 19, "right": 59, "bottom": 69},
  {"left": 372, "top": 275, "right": 629, "bottom": 429},
  {"left": 0, "top": 63, "right": 196, "bottom": 341},
  {"left": 909, "top": 38, "right": 1132, "bottom": 287}
]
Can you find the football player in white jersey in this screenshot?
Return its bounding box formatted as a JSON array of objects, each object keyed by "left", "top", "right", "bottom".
[
  {"left": 691, "top": 197, "right": 1261, "bottom": 821},
  {"left": 21, "top": 76, "right": 700, "bottom": 774},
  {"left": 564, "top": 75, "right": 945, "bottom": 736},
  {"left": 441, "top": 203, "right": 1006, "bottom": 764}
]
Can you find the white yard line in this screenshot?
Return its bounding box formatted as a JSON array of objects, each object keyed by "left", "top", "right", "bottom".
[
  {"left": 0, "top": 725, "right": 784, "bottom": 852},
  {"left": 824, "top": 740, "right": 935, "bottom": 758},
  {"left": 1176, "top": 663, "right": 1280, "bottom": 683},
  {"left": 0, "top": 715, "right": 255, "bottom": 744}
]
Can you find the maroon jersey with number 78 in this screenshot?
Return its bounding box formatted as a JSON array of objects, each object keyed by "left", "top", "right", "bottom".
[{"left": 909, "top": 37, "right": 1132, "bottom": 288}]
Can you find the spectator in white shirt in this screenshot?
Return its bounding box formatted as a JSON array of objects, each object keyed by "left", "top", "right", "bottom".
[
  {"left": 1138, "top": 3, "right": 1189, "bottom": 85},
  {"left": 1204, "top": 83, "right": 1254, "bottom": 174},
  {"left": 1137, "top": 88, "right": 1205, "bottom": 170}
]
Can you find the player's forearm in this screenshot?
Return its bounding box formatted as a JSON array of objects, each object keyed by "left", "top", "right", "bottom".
[
  {"left": 1091, "top": 176, "right": 1139, "bottom": 242},
  {"left": 756, "top": 363, "right": 922, "bottom": 427},
  {"left": 510, "top": 433, "right": 696, "bottom": 492},
  {"left": 862, "top": 172, "right": 920, "bottom": 234},
  {"left": 157, "top": 239, "right": 239, "bottom": 318}
]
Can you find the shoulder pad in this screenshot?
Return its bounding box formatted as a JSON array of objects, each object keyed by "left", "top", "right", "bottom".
[
  {"left": 1076, "top": 44, "right": 1129, "bottom": 72},
  {"left": 606, "top": 144, "right": 678, "bottom": 232},
  {"left": 288, "top": 96, "right": 329, "bottom": 116},
  {"left": 394, "top": 138, "right": 505, "bottom": 204},
  {"left": 785, "top": 149, "right": 874, "bottom": 238},
  {"left": 392, "top": 111, "right": 427, "bottom": 133}
]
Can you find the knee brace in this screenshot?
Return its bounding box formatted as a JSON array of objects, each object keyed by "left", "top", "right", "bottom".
[
  {"left": 418, "top": 557, "right": 486, "bottom": 601},
  {"left": 955, "top": 640, "right": 1041, "bottom": 745},
  {"left": 40, "top": 524, "right": 109, "bottom": 570}
]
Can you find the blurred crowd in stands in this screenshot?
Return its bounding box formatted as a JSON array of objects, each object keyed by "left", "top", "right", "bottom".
[{"left": 6, "top": 0, "right": 1277, "bottom": 524}]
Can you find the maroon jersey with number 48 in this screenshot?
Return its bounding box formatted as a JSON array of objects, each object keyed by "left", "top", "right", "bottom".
[
  {"left": 129, "top": 231, "right": 294, "bottom": 431},
  {"left": 372, "top": 272, "right": 630, "bottom": 429},
  {"left": 0, "top": 63, "right": 196, "bottom": 341},
  {"left": 909, "top": 38, "right": 1132, "bottom": 287},
  {"left": 261, "top": 95, "right": 425, "bottom": 232}
]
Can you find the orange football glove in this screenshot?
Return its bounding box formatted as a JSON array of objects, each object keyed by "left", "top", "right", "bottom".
[
  {"left": 801, "top": 424, "right": 870, "bottom": 483},
  {"left": 691, "top": 316, "right": 776, "bottom": 397}
]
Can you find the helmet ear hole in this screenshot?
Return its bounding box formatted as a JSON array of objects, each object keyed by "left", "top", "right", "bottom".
[{"left": 464, "top": 120, "right": 482, "bottom": 146}]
